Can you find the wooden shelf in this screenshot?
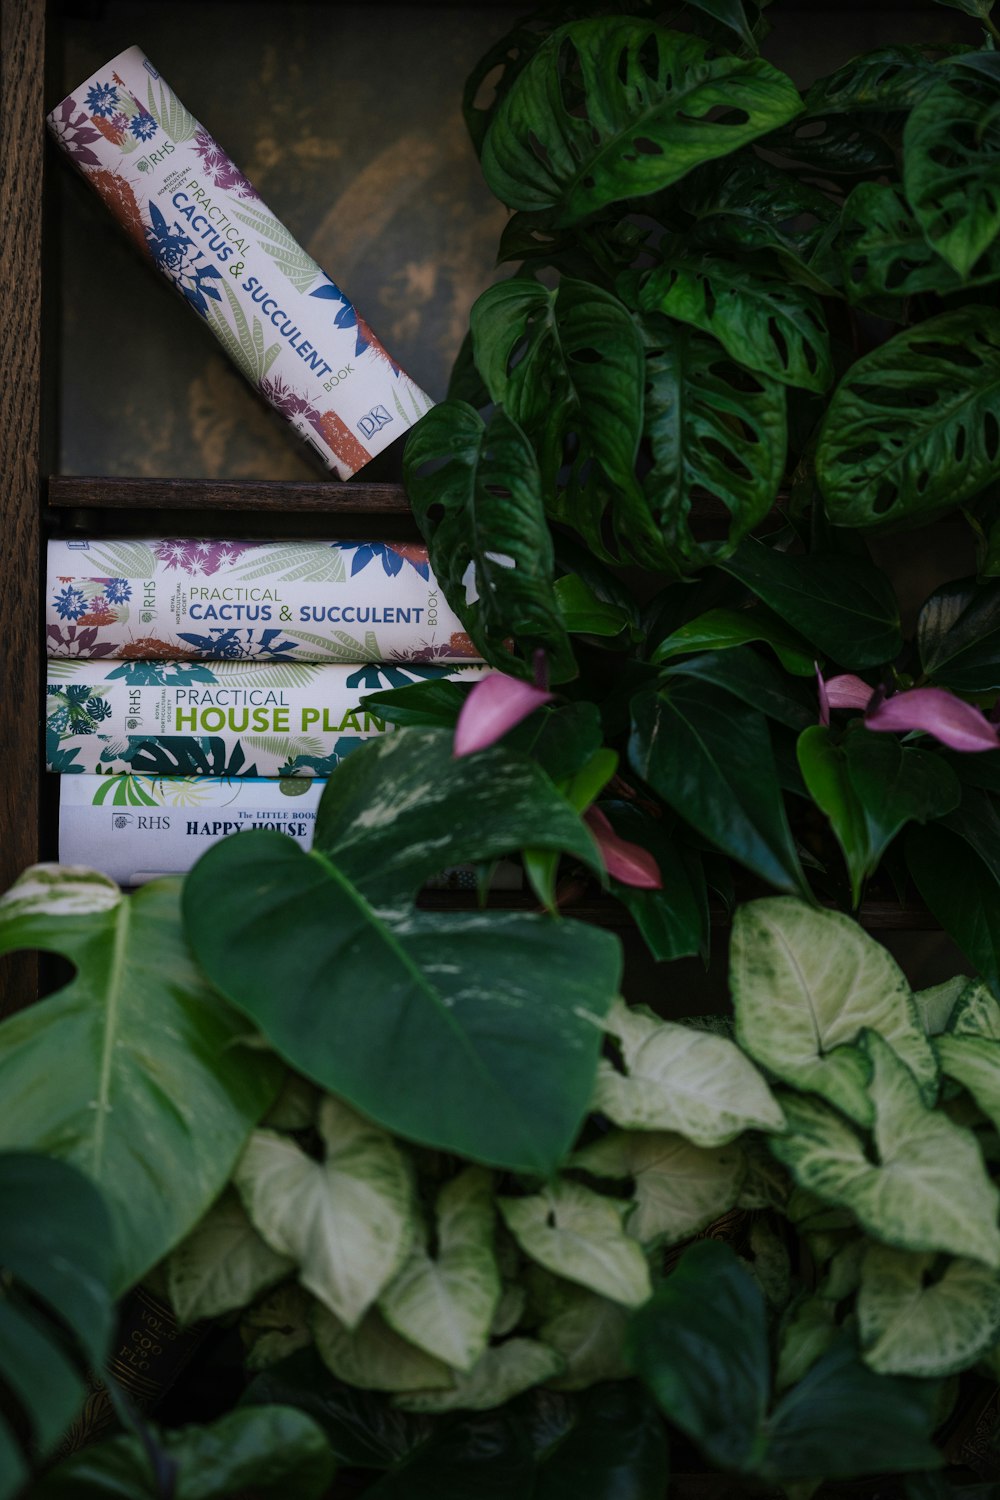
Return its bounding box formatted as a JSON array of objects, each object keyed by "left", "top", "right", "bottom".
[{"left": 47, "top": 476, "right": 415, "bottom": 515}]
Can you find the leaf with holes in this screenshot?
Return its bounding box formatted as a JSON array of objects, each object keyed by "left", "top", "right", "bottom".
[
  {"left": 817, "top": 307, "right": 1000, "bottom": 528},
  {"left": 803, "top": 46, "right": 947, "bottom": 116},
  {"left": 640, "top": 256, "right": 832, "bottom": 392},
  {"left": 858, "top": 1243, "right": 1000, "bottom": 1377},
  {"left": 637, "top": 314, "right": 787, "bottom": 566},
  {"left": 481, "top": 18, "right": 801, "bottom": 224},
  {"left": 403, "top": 402, "right": 572, "bottom": 680},
  {"left": 836, "top": 182, "right": 996, "bottom": 311},
  {"left": 905, "top": 68, "right": 1000, "bottom": 277},
  {"left": 0, "top": 867, "right": 281, "bottom": 1292}
]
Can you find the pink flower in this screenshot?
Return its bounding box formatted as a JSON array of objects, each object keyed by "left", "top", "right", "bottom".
[
  {"left": 865, "top": 687, "right": 1000, "bottom": 753},
  {"left": 816, "top": 664, "right": 875, "bottom": 726},
  {"left": 453, "top": 673, "right": 552, "bottom": 757},
  {"left": 583, "top": 806, "right": 662, "bottom": 888}
]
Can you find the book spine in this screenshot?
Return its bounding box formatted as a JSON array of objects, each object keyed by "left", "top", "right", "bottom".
[
  {"left": 47, "top": 538, "right": 478, "bottom": 664},
  {"left": 46, "top": 660, "right": 485, "bottom": 777},
  {"left": 46, "top": 46, "right": 433, "bottom": 478}
]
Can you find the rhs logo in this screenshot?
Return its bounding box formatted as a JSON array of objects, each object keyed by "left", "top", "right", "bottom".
[{"left": 358, "top": 406, "right": 393, "bottom": 440}]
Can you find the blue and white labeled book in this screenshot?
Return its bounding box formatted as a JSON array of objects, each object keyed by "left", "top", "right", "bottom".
[
  {"left": 46, "top": 659, "right": 486, "bottom": 777},
  {"left": 46, "top": 537, "right": 478, "bottom": 664}
]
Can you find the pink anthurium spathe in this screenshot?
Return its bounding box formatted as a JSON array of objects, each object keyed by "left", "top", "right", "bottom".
[
  {"left": 453, "top": 672, "right": 553, "bottom": 757},
  {"left": 865, "top": 687, "right": 1000, "bottom": 753},
  {"left": 584, "top": 806, "right": 662, "bottom": 889},
  {"left": 816, "top": 665, "right": 875, "bottom": 726}
]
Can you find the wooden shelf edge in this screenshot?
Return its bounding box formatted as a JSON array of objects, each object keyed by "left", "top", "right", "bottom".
[{"left": 47, "top": 476, "right": 416, "bottom": 514}]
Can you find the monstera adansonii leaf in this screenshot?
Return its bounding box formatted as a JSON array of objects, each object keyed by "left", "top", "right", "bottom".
[
  {"left": 905, "top": 66, "right": 1000, "bottom": 277},
  {"left": 0, "top": 1152, "right": 117, "bottom": 1498},
  {"left": 480, "top": 17, "right": 801, "bottom": 224},
  {"left": 184, "top": 728, "right": 621, "bottom": 1175},
  {"left": 817, "top": 306, "right": 1000, "bottom": 528},
  {"left": 404, "top": 402, "right": 574, "bottom": 681},
  {"left": 0, "top": 867, "right": 282, "bottom": 1292}
]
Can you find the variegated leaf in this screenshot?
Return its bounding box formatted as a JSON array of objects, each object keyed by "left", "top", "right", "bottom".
[
  {"left": 167, "top": 1187, "right": 294, "bottom": 1324},
  {"left": 311, "top": 1301, "right": 453, "bottom": 1393},
  {"left": 395, "top": 1337, "right": 564, "bottom": 1413},
  {"left": 858, "top": 1242, "right": 1000, "bottom": 1377},
  {"left": 498, "top": 1179, "right": 651, "bottom": 1308},
  {"left": 574, "top": 1128, "right": 744, "bottom": 1246}
]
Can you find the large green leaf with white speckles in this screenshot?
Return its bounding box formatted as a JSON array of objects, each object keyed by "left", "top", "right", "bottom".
[{"left": 0, "top": 866, "right": 281, "bottom": 1293}]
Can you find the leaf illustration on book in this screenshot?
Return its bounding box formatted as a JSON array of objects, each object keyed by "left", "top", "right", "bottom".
[
  {"left": 45, "top": 730, "right": 83, "bottom": 774},
  {"left": 210, "top": 663, "right": 323, "bottom": 690},
  {"left": 146, "top": 77, "right": 197, "bottom": 143},
  {"left": 92, "top": 773, "right": 160, "bottom": 807},
  {"left": 122, "top": 737, "right": 258, "bottom": 779},
  {"left": 245, "top": 735, "right": 326, "bottom": 760},
  {"left": 231, "top": 204, "right": 323, "bottom": 292},
  {"left": 46, "top": 660, "right": 87, "bottom": 682},
  {"left": 291, "top": 630, "right": 383, "bottom": 663},
  {"left": 62, "top": 541, "right": 156, "bottom": 581},
  {"left": 208, "top": 282, "right": 282, "bottom": 387},
  {"left": 106, "top": 661, "right": 218, "bottom": 686},
  {"left": 227, "top": 545, "right": 348, "bottom": 584}
]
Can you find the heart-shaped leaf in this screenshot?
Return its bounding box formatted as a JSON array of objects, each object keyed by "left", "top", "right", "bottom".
[
  {"left": 817, "top": 306, "right": 1000, "bottom": 528},
  {"left": 935, "top": 1032, "right": 1000, "bottom": 1131},
  {"left": 797, "top": 726, "right": 872, "bottom": 904},
  {"left": 654, "top": 606, "right": 815, "bottom": 676},
  {"left": 396, "top": 1338, "right": 565, "bottom": 1414},
  {"left": 480, "top": 18, "right": 801, "bottom": 224},
  {"left": 0, "top": 867, "right": 281, "bottom": 1291},
  {"left": 845, "top": 732, "right": 960, "bottom": 867},
  {"left": 498, "top": 1179, "right": 651, "bottom": 1308},
  {"left": 574, "top": 1128, "right": 745, "bottom": 1246},
  {"left": 167, "top": 1189, "right": 295, "bottom": 1326},
  {"left": 858, "top": 1243, "right": 1000, "bottom": 1377},
  {"left": 536, "top": 1285, "right": 631, "bottom": 1391},
  {"left": 905, "top": 67, "right": 1000, "bottom": 276},
  {"left": 184, "top": 729, "right": 621, "bottom": 1174}
]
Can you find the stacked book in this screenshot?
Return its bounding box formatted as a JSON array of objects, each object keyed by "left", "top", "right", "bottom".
[{"left": 46, "top": 536, "right": 485, "bottom": 885}]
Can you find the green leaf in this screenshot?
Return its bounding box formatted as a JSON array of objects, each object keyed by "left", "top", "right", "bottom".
[
  {"left": 31, "top": 1406, "right": 335, "bottom": 1500},
  {"left": 167, "top": 1188, "right": 295, "bottom": 1325},
  {"left": 499, "top": 1179, "right": 652, "bottom": 1308},
  {"left": 775, "top": 1295, "right": 838, "bottom": 1393},
  {"left": 659, "top": 645, "right": 815, "bottom": 729},
  {"left": 403, "top": 403, "right": 572, "bottom": 679},
  {"left": 769, "top": 1032, "right": 1000, "bottom": 1268},
  {"left": 480, "top": 18, "right": 801, "bottom": 224},
  {"left": 185, "top": 730, "right": 621, "bottom": 1174},
  {"left": 936, "top": 1032, "right": 1000, "bottom": 1130},
  {"left": 529, "top": 1380, "right": 669, "bottom": 1499},
  {"left": 593, "top": 999, "right": 785, "bottom": 1146},
  {"left": 947, "top": 979, "right": 1000, "bottom": 1039},
  {"left": 0, "top": 1153, "right": 116, "bottom": 1491},
  {"left": 721, "top": 539, "right": 902, "bottom": 670},
  {"left": 630, "top": 683, "right": 808, "bottom": 895},
  {"left": 535, "top": 1283, "right": 631, "bottom": 1390},
  {"left": 858, "top": 1243, "right": 1000, "bottom": 1377},
  {"left": 597, "top": 804, "right": 709, "bottom": 963},
  {"left": 554, "top": 574, "right": 632, "bottom": 637},
  {"left": 638, "top": 315, "right": 787, "bottom": 566},
  {"left": 802, "top": 45, "right": 947, "bottom": 116},
  {"left": 908, "top": 823, "right": 1000, "bottom": 996},
  {"left": 574, "top": 1128, "right": 745, "bottom": 1246},
  {"left": 797, "top": 727, "right": 871, "bottom": 905},
  {"left": 640, "top": 256, "right": 832, "bottom": 392},
  {"left": 312, "top": 1301, "right": 453, "bottom": 1394},
  {"left": 844, "top": 734, "right": 961, "bottom": 869},
  {"left": 905, "top": 68, "right": 1000, "bottom": 277},
  {"left": 684, "top": 0, "right": 759, "bottom": 50},
  {"left": 732, "top": 899, "right": 938, "bottom": 1125},
  {"left": 396, "top": 1338, "right": 565, "bottom": 1414},
  {"left": 817, "top": 307, "right": 1000, "bottom": 529},
  {"left": 0, "top": 868, "right": 281, "bottom": 1291},
  {"left": 378, "top": 1167, "right": 501, "bottom": 1371},
  {"left": 933, "top": 0, "right": 995, "bottom": 16},
  {"left": 654, "top": 606, "right": 815, "bottom": 676},
  {"left": 360, "top": 681, "right": 472, "bottom": 730},
  {"left": 914, "top": 977, "right": 968, "bottom": 1036},
  {"left": 837, "top": 182, "right": 994, "bottom": 309},
  {"left": 919, "top": 579, "right": 1000, "bottom": 691}
]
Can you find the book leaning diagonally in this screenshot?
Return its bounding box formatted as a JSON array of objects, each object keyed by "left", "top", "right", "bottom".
[
  {"left": 46, "top": 538, "right": 478, "bottom": 664},
  {"left": 46, "top": 660, "right": 486, "bottom": 778}
]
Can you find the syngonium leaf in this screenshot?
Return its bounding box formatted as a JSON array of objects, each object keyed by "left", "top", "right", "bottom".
[
  {"left": 817, "top": 307, "right": 1000, "bottom": 529},
  {"left": 858, "top": 1243, "right": 1000, "bottom": 1377},
  {"left": 498, "top": 1179, "right": 652, "bottom": 1308},
  {"left": 312, "top": 1302, "right": 454, "bottom": 1394},
  {"left": 403, "top": 402, "right": 573, "bottom": 680},
  {"left": 592, "top": 998, "right": 785, "bottom": 1146},
  {"left": 378, "top": 1167, "right": 501, "bottom": 1372},
  {"left": 534, "top": 1281, "right": 632, "bottom": 1390},
  {"left": 574, "top": 1128, "right": 745, "bottom": 1246},
  {"left": 167, "top": 1188, "right": 294, "bottom": 1326},
  {"left": 397, "top": 1339, "right": 565, "bottom": 1414},
  {"left": 480, "top": 18, "right": 802, "bottom": 225},
  {"left": 905, "top": 67, "right": 1000, "bottom": 277},
  {"left": 769, "top": 1032, "right": 1000, "bottom": 1268},
  {"left": 234, "top": 1096, "right": 414, "bottom": 1330},
  {"left": 0, "top": 867, "right": 281, "bottom": 1292},
  {"left": 0, "top": 1153, "right": 116, "bottom": 1497},
  {"left": 947, "top": 979, "right": 1000, "bottom": 1039},
  {"left": 935, "top": 1032, "right": 1000, "bottom": 1131},
  {"left": 731, "top": 898, "right": 938, "bottom": 1125},
  {"left": 184, "top": 729, "right": 621, "bottom": 1175}
]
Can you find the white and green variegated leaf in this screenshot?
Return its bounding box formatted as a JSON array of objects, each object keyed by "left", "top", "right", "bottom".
[
  {"left": 574, "top": 1129, "right": 744, "bottom": 1246},
  {"left": 935, "top": 1034, "right": 1000, "bottom": 1132},
  {"left": 242, "top": 1283, "right": 314, "bottom": 1372},
  {"left": 858, "top": 1243, "right": 1000, "bottom": 1377},
  {"left": 72, "top": 541, "right": 157, "bottom": 578},
  {"left": 311, "top": 1301, "right": 453, "bottom": 1393},
  {"left": 594, "top": 1000, "right": 784, "bottom": 1146},
  {"left": 227, "top": 545, "right": 348, "bottom": 585},
  {"left": 498, "top": 1180, "right": 651, "bottom": 1308},
  {"left": 491, "top": 1283, "right": 526, "bottom": 1338},
  {"left": 537, "top": 1283, "right": 631, "bottom": 1390},
  {"left": 0, "top": 865, "right": 121, "bottom": 922},
  {"left": 378, "top": 1167, "right": 501, "bottom": 1372},
  {"left": 732, "top": 898, "right": 938, "bottom": 1125},
  {"left": 775, "top": 1294, "right": 838, "bottom": 1393},
  {"left": 914, "top": 976, "right": 968, "bottom": 1036},
  {"left": 770, "top": 1033, "right": 1000, "bottom": 1268},
  {"left": 395, "top": 1337, "right": 564, "bottom": 1413},
  {"left": 948, "top": 981, "right": 1000, "bottom": 1041},
  {"left": 167, "top": 1187, "right": 295, "bottom": 1324},
  {"left": 233, "top": 1096, "right": 415, "bottom": 1328}
]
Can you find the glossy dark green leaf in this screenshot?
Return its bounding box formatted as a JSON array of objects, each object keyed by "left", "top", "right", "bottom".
[
  {"left": 638, "top": 315, "right": 787, "bottom": 566},
  {"left": 185, "top": 729, "right": 620, "bottom": 1173},
  {"left": 908, "top": 822, "right": 1000, "bottom": 995},
  {"left": 629, "top": 1239, "right": 769, "bottom": 1469},
  {"left": 797, "top": 727, "right": 871, "bottom": 905},
  {"left": 640, "top": 256, "right": 832, "bottom": 392},
  {"left": 361, "top": 681, "right": 472, "bottom": 730},
  {"left": 555, "top": 575, "right": 632, "bottom": 637},
  {"left": 367, "top": 1411, "right": 536, "bottom": 1499},
  {"left": 630, "top": 682, "right": 808, "bottom": 895},
  {"left": 845, "top": 732, "right": 961, "bottom": 868},
  {"left": 919, "top": 578, "right": 1000, "bottom": 690},
  {"left": 534, "top": 1381, "right": 668, "bottom": 1499},
  {"left": 804, "top": 46, "right": 947, "bottom": 115},
  {"left": 403, "top": 402, "right": 573, "bottom": 680},
  {"left": 932, "top": 0, "right": 995, "bottom": 19},
  {"left": 683, "top": 0, "right": 759, "bottom": 51},
  {"left": 31, "top": 1406, "right": 334, "bottom": 1500},
  {"left": 939, "top": 783, "right": 1000, "bottom": 883},
  {"left": 660, "top": 645, "right": 815, "bottom": 730},
  {"left": 721, "top": 539, "right": 902, "bottom": 670},
  {"left": 820, "top": 308, "right": 1000, "bottom": 529},
  {"left": 653, "top": 606, "right": 815, "bottom": 676},
  {"left": 481, "top": 18, "right": 801, "bottom": 224},
  {"left": 836, "top": 183, "right": 994, "bottom": 310},
  {"left": 600, "top": 803, "right": 709, "bottom": 963},
  {"left": 765, "top": 114, "right": 897, "bottom": 177},
  {"left": 905, "top": 68, "right": 1000, "bottom": 276}
]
